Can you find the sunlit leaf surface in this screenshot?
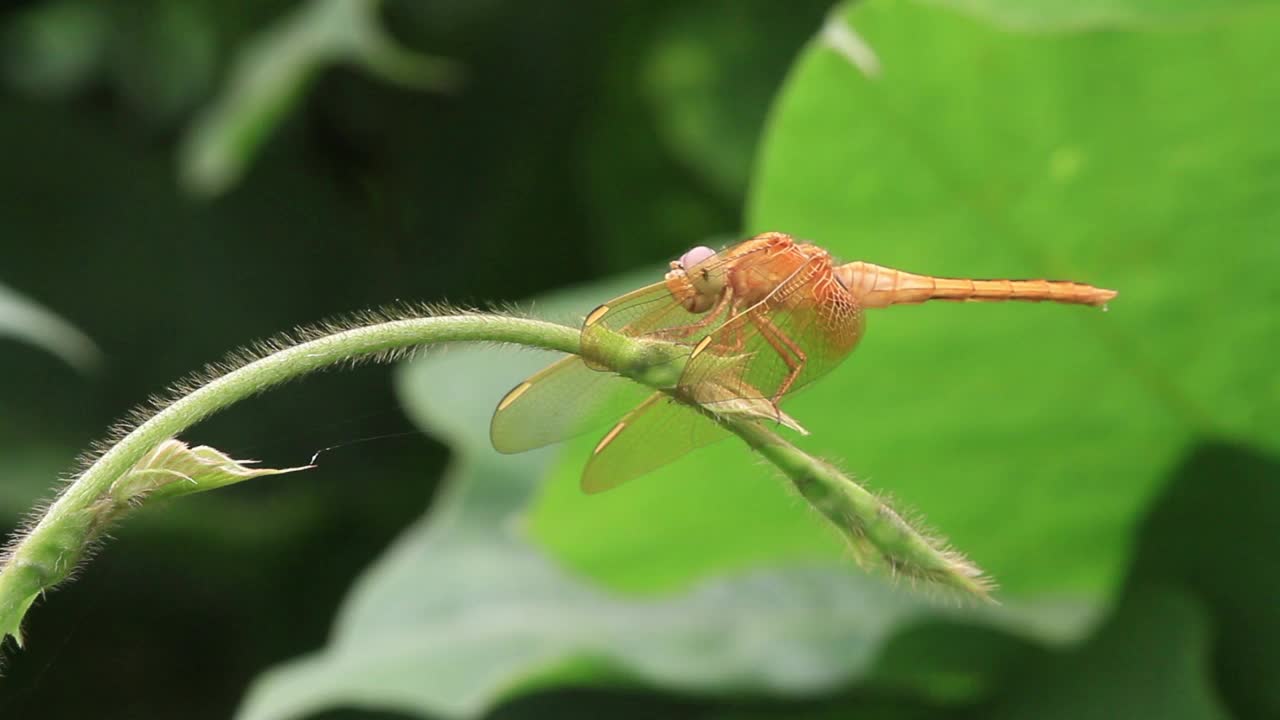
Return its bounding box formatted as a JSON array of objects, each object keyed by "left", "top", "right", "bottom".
[
  {"left": 237, "top": 0, "right": 1279, "bottom": 716},
  {"left": 236, "top": 278, "right": 1094, "bottom": 720},
  {"left": 529, "top": 0, "right": 1280, "bottom": 599}
]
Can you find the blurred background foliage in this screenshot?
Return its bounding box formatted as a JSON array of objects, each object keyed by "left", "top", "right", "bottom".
[{"left": 0, "top": 1, "right": 1275, "bottom": 719}]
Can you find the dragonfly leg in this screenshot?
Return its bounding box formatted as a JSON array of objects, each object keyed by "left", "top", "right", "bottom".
[
  {"left": 748, "top": 309, "right": 807, "bottom": 409},
  {"left": 695, "top": 310, "right": 749, "bottom": 357},
  {"left": 645, "top": 288, "right": 733, "bottom": 342}
]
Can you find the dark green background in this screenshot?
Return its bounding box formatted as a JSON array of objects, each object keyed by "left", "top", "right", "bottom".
[{"left": 0, "top": 1, "right": 1275, "bottom": 719}]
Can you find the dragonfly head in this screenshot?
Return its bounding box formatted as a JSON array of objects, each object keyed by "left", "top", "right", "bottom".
[{"left": 665, "top": 245, "right": 726, "bottom": 313}]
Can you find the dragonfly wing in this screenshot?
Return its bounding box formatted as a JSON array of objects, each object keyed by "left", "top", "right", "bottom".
[
  {"left": 582, "top": 280, "right": 690, "bottom": 335},
  {"left": 578, "top": 241, "right": 778, "bottom": 366},
  {"left": 581, "top": 392, "right": 729, "bottom": 494},
  {"left": 578, "top": 281, "right": 706, "bottom": 375},
  {"left": 491, "top": 355, "right": 652, "bottom": 453},
  {"left": 681, "top": 255, "right": 864, "bottom": 411}
]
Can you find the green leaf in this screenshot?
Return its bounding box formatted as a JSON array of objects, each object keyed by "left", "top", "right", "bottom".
[
  {"left": 0, "top": 281, "right": 101, "bottom": 372},
  {"left": 178, "top": 0, "right": 460, "bottom": 197},
  {"left": 238, "top": 2, "right": 1278, "bottom": 715},
  {"left": 529, "top": 0, "right": 1280, "bottom": 600},
  {"left": 916, "top": 0, "right": 1272, "bottom": 31},
  {"left": 0, "top": 439, "right": 308, "bottom": 646},
  {"left": 113, "top": 438, "right": 313, "bottom": 503},
  {"left": 641, "top": 0, "right": 832, "bottom": 199},
  {"left": 236, "top": 279, "right": 1095, "bottom": 720}
]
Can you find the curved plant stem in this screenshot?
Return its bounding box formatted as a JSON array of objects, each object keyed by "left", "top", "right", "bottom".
[
  {"left": 730, "top": 422, "right": 991, "bottom": 598},
  {"left": 0, "top": 313, "right": 577, "bottom": 645},
  {"left": 0, "top": 310, "right": 989, "bottom": 649}
]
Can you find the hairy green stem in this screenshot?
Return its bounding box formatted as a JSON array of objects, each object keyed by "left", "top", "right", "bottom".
[
  {"left": 732, "top": 422, "right": 991, "bottom": 598},
  {"left": 0, "top": 314, "right": 578, "bottom": 645},
  {"left": 0, "top": 310, "right": 989, "bottom": 649}
]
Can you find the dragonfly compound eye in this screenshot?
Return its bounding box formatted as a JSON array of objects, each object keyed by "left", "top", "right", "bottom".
[{"left": 678, "top": 245, "right": 717, "bottom": 270}]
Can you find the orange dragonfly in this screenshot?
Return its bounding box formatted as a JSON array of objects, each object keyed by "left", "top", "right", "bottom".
[{"left": 491, "top": 232, "right": 1116, "bottom": 493}]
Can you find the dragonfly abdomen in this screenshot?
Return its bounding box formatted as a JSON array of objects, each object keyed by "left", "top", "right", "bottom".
[{"left": 834, "top": 261, "right": 1117, "bottom": 308}]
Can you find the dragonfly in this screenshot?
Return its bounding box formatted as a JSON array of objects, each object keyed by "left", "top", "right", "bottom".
[{"left": 491, "top": 231, "right": 1116, "bottom": 493}]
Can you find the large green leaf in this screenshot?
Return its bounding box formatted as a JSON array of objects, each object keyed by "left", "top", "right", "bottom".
[
  {"left": 238, "top": 1, "right": 1277, "bottom": 716},
  {"left": 235, "top": 278, "right": 1093, "bottom": 720},
  {"left": 529, "top": 0, "right": 1280, "bottom": 599},
  {"left": 918, "top": 0, "right": 1271, "bottom": 31}
]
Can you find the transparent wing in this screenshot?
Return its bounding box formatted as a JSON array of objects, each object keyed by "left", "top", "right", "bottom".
[
  {"left": 578, "top": 240, "right": 779, "bottom": 365},
  {"left": 581, "top": 392, "right": 729, "bottom": 494},
  {"left": 582, "top": 280, "right": 701, "bottom": 339},
  {"left": 577, "top": 281, "right": 713, "bottom": 378},
  {"left": 490, "top": 355, "right": 652, "bottom": 453},
  {"left": 680, "top": 258, "right": 864, "bottom": 411}
]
